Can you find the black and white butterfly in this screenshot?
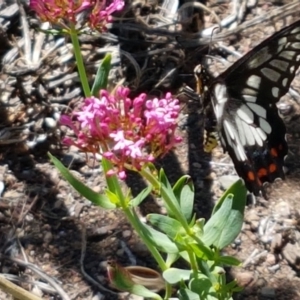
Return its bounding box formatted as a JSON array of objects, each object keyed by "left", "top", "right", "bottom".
[{"left": 196, "top": 20, "right": 300, "bottom": 198}]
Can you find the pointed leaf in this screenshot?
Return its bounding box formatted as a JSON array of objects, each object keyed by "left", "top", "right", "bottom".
[
  {"left": 163, "top": 268, "right": 191, "bottom": 284},
  {"left": 147, "top": 214, "right": 182, "bottom": 239},
  {"left": 173, "top": 177, "right": 194, "bottom": 222},
  {"left": 212, "top": 179, "right": 246, "bottom": 215},
  {"left": 159, "top": 170, "right": 182, "bottom": 217},
  {"left": 132, "top": 186, "right": 152, "bottom": 207},
  {"left": 49, "top": 153, "right": 115, "bottom": 209},
  {"left": 203, "top": 180, "right": 246, "bottom": 249},
  {"left": 217, "top": 256, "right": 241, "bottom": 266},
  {"left": 139, "top": 222, "right": 179, "bottom": 253},
  {"left": 178, "top": 287, "right": 200, "bottom": 300},
  {"left": 91, "top": 54, "right": 111, "bottom": 95}
]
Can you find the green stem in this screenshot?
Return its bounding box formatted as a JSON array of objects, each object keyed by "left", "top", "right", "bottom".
[
  {"left": 140, "top": 168, "right": 191, "bottom": 234},
  {"left": 102, "top": 162, "right": 172, "bottom": 298},
  {"left": 69, "top": 25, "right": 91, "bottom": 97},
  {"left": 121, "top": 207, "right": 173, "bottom": 299},
  {"left": 186, "top": 248, "right": 199, "bottom": 276}
]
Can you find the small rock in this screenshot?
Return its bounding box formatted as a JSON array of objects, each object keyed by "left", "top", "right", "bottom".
[
  {"left": 32, "top": 286, "right": 43, "bottom": 297},
  {"left": 44, "top": 117, "right": 57, "bottom": 129},
  {"left": 266, "top": 253, "right": 276, "bottom": 265},
  {"left": 270, "top": 233, "right": 282, "bottom": 252},
  {"left": 43, "top": 231, "right": 53, "bottom": 244},
  {"left": 260, "top": 287, "right": 276, "bottom": 298},
  {"left": 218, "top": 175, "right": 239, "bottom": 191},
  {"left": 274, "top": 201, "right": 291, "bottom": 218},
  {"left": 282, "top": 243, "right": 300, "bottom": 269},
  {"left": 122, "top": 230, "right": 132, "bottom": 239},
  {"left": 91, "top": 292, "right": 105, "bottom": 300},
  {"left": 235, "top": 271, "right": 254, "bottom": 287}
]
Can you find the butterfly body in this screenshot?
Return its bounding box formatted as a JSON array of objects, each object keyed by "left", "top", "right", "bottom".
[{"left": 197, "top": 20, "right": 300, "bottom": 198}]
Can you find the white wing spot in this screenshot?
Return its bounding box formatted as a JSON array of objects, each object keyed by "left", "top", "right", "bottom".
[
  {"left": 223, "top": 120, "right": 235, "bottom": 140},
  {"left": 269, "top": 59, "right": 289, "bottom": 72},
  {"left": 272, "top": 87, "right": 279, "bottom": 97},
  {"left": 291, "top": 27, "right": 300, "bottom": 34},
  {"left": 248, "top": 47, "right": 272, "bottom": 69},
  {"left": 279, "top": 50, "right": 297, "bottom": 60},
  {"left": 242, "top": 88, "right": 258, "bottom": 96},
  {"left": 242, "top": 95, "right": 257, "bottom": 102},
  {"left": 256, "top": 127, "right": 267, "bottom": 141},
  {"left": 247, "top": 103, "right": 266, "bottom": 118},
  {"left": 242, "top": 121, "right": 255, "bottom": 146},
  {"left": 235, "top": 143, "right": 247, "bottom": 161},
  {"left": 237, "top": 104, "right": 254, "bottom": 124},
  {"left": 296, "top": 34, "right": 300, "bottom": 40},
  {"left": 291, "top": 42, "right": 300, "bottom": 49},
  {"left": 261, "top": 67, "right": 281, "bottom": 82},
  {"left": 235, "top": 116, "right": 246, "bottom": 146},
  {"left": 278, "top": 37, "right": 287, "bottom": 46},
  {"left": 246, "top": 75, "right": 261, "bottom": 89},
  {"left": 277, "top": 44, "right": 285, "bottom": 53},
  {"left": 297, "top": 54, "right": 300, "bottom": 61},
  {"left": 290, "top": 65, "right": 295, "bottom": 73},
  {"left": 250, "top": 126, "right": 263, "bottom": 147},
  {"left": 282, "top": 78, "right": 288, "bottom": 87},
  {"left": 259, "top": 118, "right": 272, "bottom": 134}
]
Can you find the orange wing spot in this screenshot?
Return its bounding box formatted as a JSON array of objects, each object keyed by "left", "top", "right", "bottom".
[
  {"left": 270, "top": 147, "right": 278, "bottom": 157},
  {"left": 257, "top": 168, "right": 267, "bottom": 178},
  {"left": 247, "top": 171, "right": 256, "bottom": 181},
  {"left": 269, "top": 163, "right": 277, "bottom": 173}
]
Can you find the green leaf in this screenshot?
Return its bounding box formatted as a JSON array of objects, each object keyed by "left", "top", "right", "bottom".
[
  {"left": 203, "top": 195, "right": 234, "bottom": 248},
  {"left": 48, "top": 153, "right": 115, "bottom": 209},
  {"left": 189, "top": 277, "right": 218, "bottom": 300},
  {"left": 173, "top": 177, "right": 194, "bottom": 223},
  {"left": 159, "top": 169, "right": 182, "bottom": 217},
  {"left": 178, "top": 287, "right": 200, "bottom": 300},
  {"left": 91, "top": 54, "right": 111, "bottom": 95},
  {"left": 217, "top": 256, "right": 241, "bottom": 266},
  {"left": 139, "top": 222, "right": 179, "bottom": 253},
  {"left": 101, "top": 158, "right": 121, "bottom": 194},
  {"left": 131, "top": 186, "right": 152, "bottom": 207},
  {"left": 212, "top": 179, "right": 246, "bottom": 215},
  {"left": 130, "top": 284, "right": 163, "bottom": 300},
  {"left": 163, "top": 268, "right": 191, "bottom": 284},
  {"left": 147, "top": 214, "right": 183, "bottom": 239},
  {"left": 166, "top": 253, "right": 180, "bottom": 266},
  {"left": 189, "top": 243, "right": 214, "bottom": 260},
  {"left": 203, "top": 180, "right": 247, "bottom": 249}
]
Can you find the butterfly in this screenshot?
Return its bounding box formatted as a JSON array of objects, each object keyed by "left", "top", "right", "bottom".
[{"left": 196, "top": 20, "right": 300, "bottom": 198}]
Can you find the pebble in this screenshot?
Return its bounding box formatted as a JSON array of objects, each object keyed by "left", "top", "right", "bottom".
[
  {"left": 91, "top": 292, "right": 105, "bottom": 300},
  {"left": 122, "top": 230, "right": 132, "bottom": 239},
  {"left": 0, "top": 181, "right": 4, "bottom": 197},
  {"left": 218, "top": 175, "right": 239, "bottom": 190},
  {"left": 260, "top": 287, "right": 276, "bottom": 298},
  {"left": 235, "top": 271, "right": 254, "bottom": 287},
  {"left": 44, "top": 117, "right": 57, "bottom": 129}
]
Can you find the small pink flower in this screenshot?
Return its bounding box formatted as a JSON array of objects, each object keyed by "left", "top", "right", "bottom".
[
  {"left": 30, "top": 0, "right": 124, "bottom": 31},
  {"left": 89, "top": 0, "right": 125, "bottom": 31},
  {"left": 61, "top": 87, "right": 181, "bottom": 179}
]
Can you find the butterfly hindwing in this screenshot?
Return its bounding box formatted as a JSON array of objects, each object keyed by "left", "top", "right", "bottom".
[{"left": 202, "top": 20, "right": 300, "bottom": 197}]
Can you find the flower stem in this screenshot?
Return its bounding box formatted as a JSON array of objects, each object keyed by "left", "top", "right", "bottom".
[{"left": 69, "top": 25, "right": 91, "bottom": 97}]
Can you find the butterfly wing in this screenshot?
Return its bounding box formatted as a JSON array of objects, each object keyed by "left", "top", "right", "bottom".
[{"left": 210, "top": 20, "right": 300, "bottom": 197}]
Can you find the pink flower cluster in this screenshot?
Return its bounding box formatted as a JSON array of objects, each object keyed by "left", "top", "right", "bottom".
[
  {"left": 61, "top": 87, "right": 182, "bottom": 178},
  {"left": 30, "top": 0, "right": 124, "bottom": 31}
]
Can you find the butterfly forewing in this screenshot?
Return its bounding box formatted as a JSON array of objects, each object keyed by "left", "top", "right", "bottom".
[{"left": 205, "top": 20, "right": 300, "bottom": 197}]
